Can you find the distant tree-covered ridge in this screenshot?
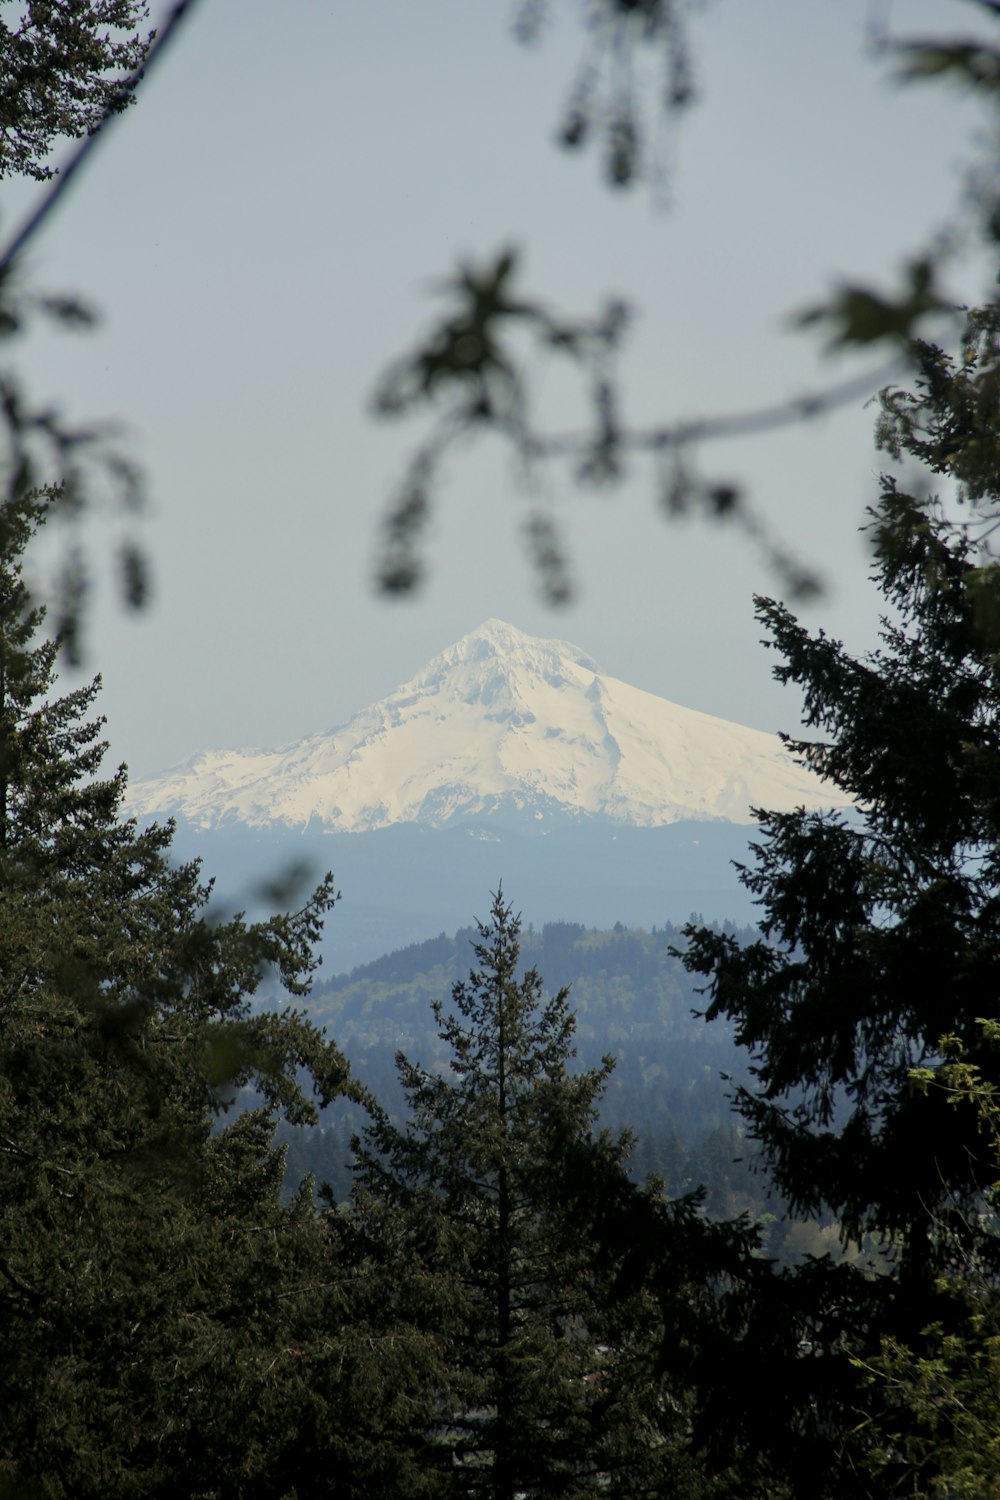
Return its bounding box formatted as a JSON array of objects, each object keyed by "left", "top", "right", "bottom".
[
  {"left": 292, "top": 914, "right": 826, "bottom": 1249},
  {"left": 312, "top": 913, "right": 756, "bottom": 1054}
]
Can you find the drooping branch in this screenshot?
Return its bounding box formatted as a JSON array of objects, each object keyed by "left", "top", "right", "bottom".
[{"left": 371, "top": 247, "right": 942, "bottom": 604}]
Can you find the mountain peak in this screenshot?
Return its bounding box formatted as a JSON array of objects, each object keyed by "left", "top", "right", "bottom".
[
  {"left": 410, "top": 620, "right": 603, "bottom": 694},
  {"left": 127, "top": 623, "right": 853, "bottom": 833}
]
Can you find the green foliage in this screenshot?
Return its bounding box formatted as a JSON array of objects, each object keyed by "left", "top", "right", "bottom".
[
  {"left": 681, "top": 313, "right": 1000, "bottom": 1495},
  {"left": 857, "top": 1319, "right": 1000, "bottom": 1500},
  {"left": 0, "top": 489, "right": 407, "bottom": 1497},
  {"left": 304, "top": 918, "right": 761, "bottom": 1213},
  {"left": 0, "top": 1, "right": 154, "bottom": 181},
  {"left": 848, "top": 1022, "right": 1000, "bottom": 1499},
  {"left": 351, "top": 890, "right": 704, "bottom": 1498}
]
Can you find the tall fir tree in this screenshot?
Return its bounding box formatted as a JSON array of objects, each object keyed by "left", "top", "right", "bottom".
[
  {"left": 680, "top": 316, "right": 1000, "bottom": 1498},
  {"left": 351, "top": 888, "right": 718, "bottom": 1500}
]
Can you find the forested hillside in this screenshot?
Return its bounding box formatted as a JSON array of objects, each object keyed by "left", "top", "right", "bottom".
[{"left": 292, "top": 920, "right": 758, "bottom": 1206}]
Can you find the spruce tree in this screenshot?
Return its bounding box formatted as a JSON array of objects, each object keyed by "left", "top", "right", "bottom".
[
  {"left": 351, "top": 888, "right": 700, "bottom": 1499},
  {"left": 679, "top": 319, "right": 1000, "bottom": 1497}
]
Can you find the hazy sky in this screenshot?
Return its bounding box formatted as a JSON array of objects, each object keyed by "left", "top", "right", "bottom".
[{"left": 5, "top": 0, "right": 992, "bottom": 779}]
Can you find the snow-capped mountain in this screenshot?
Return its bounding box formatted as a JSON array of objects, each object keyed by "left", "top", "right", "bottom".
[{"left": 126, "top": 620, "right": 851, "bottom": 833}]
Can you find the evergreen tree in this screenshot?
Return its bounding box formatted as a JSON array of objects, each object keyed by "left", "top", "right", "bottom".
[
  {"left": 680, "top": 318, "right": 1000, "bottom": 1497},
  {"left": 0, "top": 489, "right": 445, "bottom": 1497},
  {"left": 351, "top": 889, "right": 690, "bottom": 1499}
]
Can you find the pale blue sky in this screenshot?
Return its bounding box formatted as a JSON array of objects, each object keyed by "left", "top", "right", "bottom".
[{"left": 5, "top": 0, "right": 992, "bottom": 778}]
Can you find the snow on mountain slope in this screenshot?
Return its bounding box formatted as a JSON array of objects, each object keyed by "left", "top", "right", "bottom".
[{"left": 126, "top": 620, "right": 853, "bottom": 832}]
